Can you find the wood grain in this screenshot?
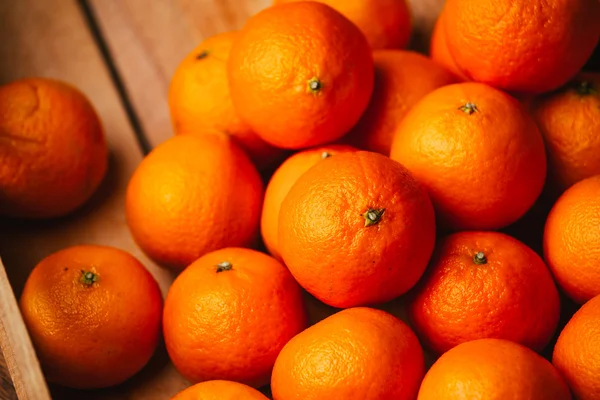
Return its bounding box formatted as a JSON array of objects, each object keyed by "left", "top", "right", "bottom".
[
  {"left": 0, "top": 259, "right": 50, "bottom": 400},
  {"left": 0, "top": 349, "right": 18, "bottom": 400},
  {"left": 88, "top": 0, "right": 446, "bottom": 149},
  {"left": 0, "top": 0, "right": 188, "bottom": 398}
]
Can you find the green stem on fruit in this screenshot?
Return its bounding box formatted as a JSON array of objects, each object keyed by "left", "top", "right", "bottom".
[
  {"left": 80, "top": 270, "right": 99, "bottom": 286},
  {"left": 216, "top": 261, "right": 233, "bottom": 273},
  {"left": 459, "top": 102, "right": 479, "bottom": 115},
  {"left": 574, "top": 81, "right": 597, "bottom": 96},
  {"left": 307, "top": 77, "right": 323, "bottom": 94},
  {"left": 363, "top": 208, "right": 385, "bottom": 227},
  {"left": 196, "top": 50, "right": 209, "bottom": 60},
  {"left": 473, "top": 252, "right": 487, "bottom": 265},
  {"left": 321, "top": 151, "right": 332, "bottom": 159}
]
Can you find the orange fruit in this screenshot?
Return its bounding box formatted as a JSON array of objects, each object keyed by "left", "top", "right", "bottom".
[
  {"left": 168, "top": 31, "right": 283, "bottom": 171},
  {"left": 418, "top": 338, "right": 571, "bottom": 400},
  {"left": 429, "top": 9, "right": 468, "bottom": 81},
  {"left": 261, "top": 144, "right": 358, "bottom": 261},
  {"left": 531, "top": 73, "right": 600, "bottom": 194},
  {"left": 543, "top": 175, "right": 600, "bottom": 304},
  {"left": 271, "top": 307, "right": 424, "bottom": 400},
  {"left": 228, "top": 2, "right": 374, "bottom": 149},
  {"left": 272, "top": 0, "right": 412, "bottom": 50},
  {"left": 553, "top": 293, "right": 600, "bottom": 400},
  {"left": 0, "top": 77, "right": 107, "bottom": 219},
  {"left": 126, "top": 133, "right": 263, "bottom": 271},
  {"left": 163, "top": 247, "right": 307, "bottom": 388},
  {"left": 390, "top": 82, "right": 547, "bottom": 231},
  {"left": 19, "top": 245, "right": 162, "bottom": 389},
  {"left": 443, "top": 0, "right": 600, "bottom": 93},
  {"left": 171, "top": 380, "right": 268, "bottom": 400},
  {"left": 342, "top": 50, "right": 456, "bottom": 155},
  {"left": 408, "top": 231, "right": 561, "bottom": 354},
  {"left": 278, "top": 151, "right": 436, "bottom": 308}
]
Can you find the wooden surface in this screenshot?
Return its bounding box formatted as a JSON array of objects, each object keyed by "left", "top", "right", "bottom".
[{"left": 0, "top": 0, "right": 445, "bottom": 398}]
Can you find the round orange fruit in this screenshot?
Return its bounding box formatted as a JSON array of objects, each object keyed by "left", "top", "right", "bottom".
[
  {"left": 443, "top": 0, "right": 600, "bottom": 93},
  {"left": 343, "top": 50, "right": 456, "bottom": 155},
  {"left": 228, "top": 1, "right": 374, "bottom": 149},
  {"left": 126, "top": 133, "right": 263, "bottom": 271},
  {"left": 408, "top": 231, "right": 560, "bottom": 354},
  {"left": 418, "top": 339, "right": 571, "bottom": 400},
  {"left": 163, "top": 247, "right": 307, "bottom": 388},
  {"left": 168, "top": 31, "right": 283, "bottom": 170},
  {"left": 261, "top": 144, "right": 358, "bottom": 261},
  {"left": 278, "top": 151, "right": 436, "bottom": 308},
  {"left": 390, "top": 82, "right": 547, "bottom": 231},
  {"left": 271, "top": 307, "right": 424, "bottom": 400},
  {"left": 553, "top": 293, "right": 600, "bottom": 400},
  {"left": 171, "top": 380, "right": 268, "bottom": 400},
  {"left": 543, "top": 175, "right": 600, "bottom": 303},
  {"left": 0, "top": 77, "right": 107, "bottom": 219},
  {"left": 531, "top": 73, "right": 600, "bottom": 194},
  {"left": 19, "top": 245, "right": 162, "bottom": 389},
  {"left": 272, "top": 0, "right": 412, "bottom": 50},
  {"left": 429, "top": 8, "right": 468, "bottom": 81}
]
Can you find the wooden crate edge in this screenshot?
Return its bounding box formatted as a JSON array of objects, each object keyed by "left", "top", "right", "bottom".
[{"left": 0, "top": 257, "right": 51, "bottom": 400}]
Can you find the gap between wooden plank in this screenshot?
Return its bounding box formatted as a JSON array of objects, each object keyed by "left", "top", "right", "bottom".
[{"left": 78, "top": 0, "right": 152, "bottom": 155}]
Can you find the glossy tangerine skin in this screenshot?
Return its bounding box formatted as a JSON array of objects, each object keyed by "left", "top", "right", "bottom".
[
  {"left": 19, "top": 245, "right": 163, "bottom": 389},
  {"left": 443, "top": 0, "right": 600, "bottom": 94},
  {"left": 168, "top": 31, "right": 283, "bottom": 171},
  {"left": 553, "top": 294, "right": 600, "bottom": 400},
  {"left": 544, "top": 175, "right": 600, "bottom": 304},
  {"left": 278, "top": 151, "right": 436, "bottom": 308},
  {"left": 0, "top": 78, "right": 107, "bottom": 219},
  {"left": 272, "top": 307, "right": 425, "bottom": 400},
  {"left": 228, "top": 1, "right": 374, "bottom": 149},
  {"left": 390, "top": 82, "right": 547, "bottom": 231},
  {"left": 125, "top": 133, "right": 264, "bottom": 271},
  {"left": 531, "top": 73, "right": 600, "bottom": 194},
  {"left": 170, "top": 380, "right": 268, "bottom": 400},
  {"left": 163, "top": 248, "right": 307, "bottom": 388},
  {"left": 418, "top": 339, "right": 571, "bottom": 400},
  {"left": 409, "top": 231, "right": 560, "bottom": 354},
  {"left": 261, "top": 144, "right": 358, "bottom": 261}
]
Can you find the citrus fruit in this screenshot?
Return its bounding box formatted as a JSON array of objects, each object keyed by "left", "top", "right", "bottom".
[
  {"left": 171, "top": 380, "right": 268, "bottom": 400},
  {"left": 343, "top": 50, "right": 456, "bottom": 155},
  {"left": 0, "top": 77, "right": 107, "bottom": 219},
  {"left": 261, "top": 144, "right": 358, "bottom": 261},
  {"left": 429, "top": 9, "right": 468, "bottom": 81},
  {"left": 271, "top": 307, "right": 424, "bottom": 400},
  {"left": 390, "top": 82, "right": 547, "bottom": 231},
  {"left": 543, "top": 175, "right": 600, "bottom": 303},
  {"left": 228, "top": 1, "right": 374, "bottom": 149},
  {"left": 126, "top": 133, "right": 263, "bottom": 271},
  {"left": 409, "top": 231, "right": 560, "bottom": 354},
  {"left": 553, "top": 293, "right": 600, "bottom": 400},
  {"left": 168, "top": 31, "right": 283, "bottom": 170},
  {"left": 443, "top": 0, "right": 600, "bottom": 93},
  {"left": 163, "top": 247, "right": 307, "bottom": 388},
  {"left": 278, "top": 151, "right": 436, "bottom": 308},
  {"left": 531, "top": 73, "right": 600, "bottom": 194},
  {"left": 272, "top": 0, "right": 412, "bottom": 50},
  {"left": 418, "top": 338, "right": 571, "bottom": 400},
  {"left": 19, "top": 245, "right": 162, "bottom": 389}
]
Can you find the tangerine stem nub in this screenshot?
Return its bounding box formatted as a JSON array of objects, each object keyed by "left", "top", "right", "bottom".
[
  {"left": 473, "top": 252, "right": 488, "bottom": 265},
  {"left": 574, "top": 81, "right": 596, "bottom": 95},
  {"left": 216, "top": 261, "right": 233, "bottom": 273},
  {"left": 196, "top": 50, "right": 209, "bottom": 60},
  {"left": 307, "top": 77, "right": 323, "bottom": 94},
  {"left": 459, "top": 102, "right": 479, "bottom": 115},
  {"left": 321, "top": 151, "right": 332, "bottom": 159},
  {"left": 80, "top": 270, "right": 99, "bottom": 286},
  {"left": 363, "top": 208, "right": 385, "bottom": 227}
]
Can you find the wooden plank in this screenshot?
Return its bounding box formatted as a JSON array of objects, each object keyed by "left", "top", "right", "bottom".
[
  {"left": 88, "top": 0, "right": 445, "bottom": 149},
  {"left": 0, "top": 0, "right": 189, "bottom": 398},
  {"left": 0, "top": 259, "right": 50, "bottom": 400}
]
